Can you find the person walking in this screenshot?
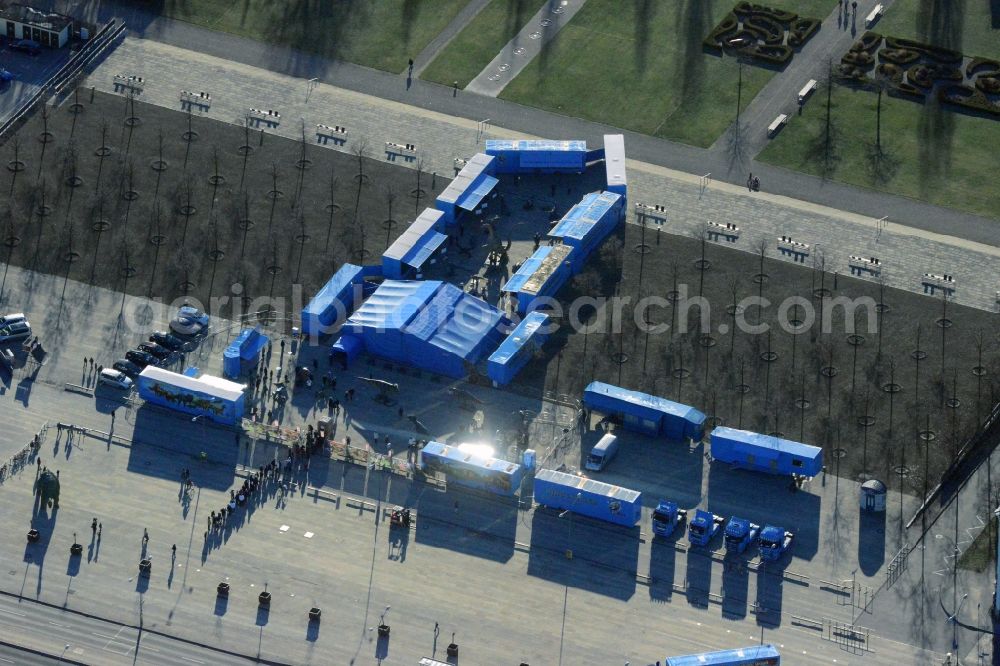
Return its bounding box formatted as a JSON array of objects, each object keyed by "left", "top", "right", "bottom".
[
  {"left": 142, "top": 528, "right": 149, "bottom": 544},
  {"left": 747, "top": 173, "right": 753, "bottom": 191},
  {"left": 91, "top": 518, "right": 97, "bottom": 537},
  {"left": 97, "top": 523, "right": 102, "bottom": 539},
  {"left": 171, "top": 544, "right": 176, "bottom": 559}
]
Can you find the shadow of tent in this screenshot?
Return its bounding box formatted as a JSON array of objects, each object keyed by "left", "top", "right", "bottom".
[
  {"left": 65, "top": 552, "right": 81, "bottom": 577},
  {"left": 648, "top": 537, "right": 679, "bottom": 602},
  {"left": 135, "top": 571, "right": 149, "bottom": 594},
  {"left": 993, "top": 0, "right": 1000, "bottom": 27},
  {"left": 375, "top": 633, "right": 389, "bottom": 660},
  {"left": 255, "top": 606, "right": 269, "bottom": 627},
  {"left": 857, "top": 508, "right": 886, "bottom": 576},
  {"left": 527, "top": 508, "right": 638, "bottom": 601},
  {"left": 413, "top": 485, "right": 517, "bottom": 563}
]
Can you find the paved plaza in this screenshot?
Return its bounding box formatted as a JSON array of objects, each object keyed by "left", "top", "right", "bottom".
[
  {"left": 0, "top": 7, "right": 996, "bottom": 665},
  {"left": 86, "top": 38, "right": 1000, "bottom": 312}
]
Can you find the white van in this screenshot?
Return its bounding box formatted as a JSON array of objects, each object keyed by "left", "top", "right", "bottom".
[
  {"left": 585, "top": 433, "right": 619, "bottom": 472},
  {"left": 98, "top": 368, "right": 133, "bottom": 390}
]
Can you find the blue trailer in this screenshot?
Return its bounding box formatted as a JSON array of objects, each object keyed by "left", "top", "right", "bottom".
[
  {"left": 435, "top": 153, "right": 498, "bottom": 226},
  {"left": 603, "top": 134, "right": 627, "bottom": 201},
  {"left": 501, "top": 244, "right": 574, "bottom": 316},
  {"left": 582, "top": 381, "right": 706, "bottom": 441},
  {"left": 533, "top": 468, "right": 642, "bottom": 527},
  {"left": 419, "top": 441, "right": 523, "bottom": 496},
  {"left": 301, "top": 263, "right": 365, "bottom": 337},
  {"left": 666, "top": 644, "right": 780, "bottom": 666},
  {"left": 382, "top": 208, "right": 447, "bottom": 279},
  {"left": 137, "top": 366, "right": 245, "bottom": 426},
  {"left": 547, "top": 191, "right": 623, "bottom": 274},
  {"left": 484, "top": 139, "right": 588, "bottom": 174},
  {"left": 487, "top": 311, "right": 550, "bottom": 386},
  {"left": 710, "top": 427, "right": 823, "bottom": 477}
]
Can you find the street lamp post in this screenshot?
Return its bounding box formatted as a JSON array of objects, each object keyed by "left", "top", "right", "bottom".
[{"left": 559, "top": 492, "right": 582, "bottom": 560}]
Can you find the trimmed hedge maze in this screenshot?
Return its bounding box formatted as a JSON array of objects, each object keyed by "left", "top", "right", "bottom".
[
  {"left": 837, "top": 32, "right": 1000, "bottom": 118},
  {"left": 703, "top": 1, "right": 821, "bottom": 67}
]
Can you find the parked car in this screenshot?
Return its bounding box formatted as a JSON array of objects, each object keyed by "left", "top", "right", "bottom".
[
  {"left": 98, "top": 368, "right": 133, "bottom": 390},
  {"left": 0, "top": 69, "right": 13, "bottom": 83},
  {"left": 10, "top": 39, "right": 41, "bottom": 55},
  {"left": 149, "top": 331, "right": 187, "bottom": 352},
  {"left": 0, "top": 321, "right": 31, "bottom": 343},
  {"left": 0, "top": 348, "right": 14, "bottom": 371},
  {"left": 138, "top": 342, "right": 172, "bottom": 361},
  {"left": 125, "top": 349, "right": 156, "bottom": 368},
  {"left": 113, "top": 359, "right": 143, "bottom": 379},
  {"left": 169, "top": 316, "right": 206, "bottom": 336},
  {"left": 0, "top": 312, "right": 26, "bottom": 327},
  {"left": 177, "top": 306, "right": 210, "bottom": 326}
]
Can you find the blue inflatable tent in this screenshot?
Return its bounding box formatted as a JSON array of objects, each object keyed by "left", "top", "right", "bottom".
[
  {"left": 501, "top": 244, "right": 574, "bottom": 316},
  {"left": 301, "top": 264, "right": 365, "bottom": 336},
  {"left": 343, "top": 280, "right": 509, "bottom": 378},
  {"left": 485, "top": 139, "right": 588, "bottom": 174},
  {"left": 435, "top": 153, "right": 497, "bottom": 226},
  {"left": 222, "top": 327, "right": 269, "bottom": 379},
  {"left": 547, "top": 191, "right": 623, "bottom": 273}
]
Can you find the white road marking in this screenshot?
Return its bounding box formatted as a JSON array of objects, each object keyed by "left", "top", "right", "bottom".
[
  {"left": 179, "top": 656, "right": 204, "bottom": 664},
  {"left": 0, "top": 609, "right": 25, "bottom": 617},
  {"left": 48, "top": 620, "right": 70, "bottom": 627}
]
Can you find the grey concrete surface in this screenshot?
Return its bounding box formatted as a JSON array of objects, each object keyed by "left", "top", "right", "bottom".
[
  {"left": 465, "top": 0, "right": 586, "bottom": 97},
  {"left": 0, "top": 257, "right": 981, "bottom": 664}
]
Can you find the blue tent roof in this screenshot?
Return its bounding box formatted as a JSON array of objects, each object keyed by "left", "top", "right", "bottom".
[
  {"left": 437, "top": 153, "right": 495, "bottom": 205},
  {"left": 666, "top": 645, "right": 780, "bottom": 666},
  {"left": 502, "top": 246, "right": 552, "bottom": 293},
  {"left": 549, "top": 191, "right": 621, "bottom": 241},
  {"left": 346, "top": 280, "right": 508, "bottom": 377},
  {"left": 455, "top": 174, "right": 498, "bottom": 211},
  {"left": 383, "top": 209, "right": 444, "bottom": 262},
  {"left": 488, "top": 312, "right": 549, "bottom": 366},
  {"left": 401, "top": 231, "right": 447, "bottom": 270},
  {"left": 347, "top": 280, "right": 439, "bottom": 332}
]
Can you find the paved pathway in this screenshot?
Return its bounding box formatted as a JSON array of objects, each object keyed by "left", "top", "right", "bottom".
[
  {"left": 465, "top": 0, "right": 587, "bottom": 97},
  {"left": 710, "top": 0, "right": 898, "bottom": 161},
  {"left": 32, "top": 0, "right": 1000, "bottom": 251},
  {"left": 83, "top": 38, "right": 1000, "bottom": 311},
  {"left": 409, "top": 0, "right": 493, "bottom": 78}
]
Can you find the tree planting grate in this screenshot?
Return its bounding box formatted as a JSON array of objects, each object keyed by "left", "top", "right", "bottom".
[
  {"left": 858, "top": 415, "right": 876, "bottom": 427},
  {"left": 633, "top": 243, "right": 651, "bottom": 254},
  {"left": 893, "top": 465, "right": 911, "bottom": 478},
  {"left": 972, "top": 365, "right": 987, "bottom": 377},
  {"left": 812, "top": 287, "right": 831, "bottom": 299},
  {"left": 847, "top": 334, "right": 865, "bottom": 346},
  {"left": 208, "top": 249, "right": 225, "bottom": 261},
  {"left": 92, "top": 220, "right": 110, "bottom": 232},
  {"left": 178, "top": 205, "right": 196, "bottom": 216},
  {"left": 882, "top": 382, "right": 902, "bottom": 393},
  {"left": 295, "top": 159, "right": 312, "bottom": 170},
  {"left": 38, "top": 131, "right": 54, "bottom": 144},
  {"left": 832, "top": 447, "right": 847, "bottom": 459},
  {"left": 875, "top": 303, "right": 891, "bottom": 313},
  {"left": 699, "top": 334, "right": 717, "bottom": 348},
  {"left": 94, "top": 146, "right": 112, "bottom": 157},
  {"left": 123, "top": 190, "right": 139, "bottom": 201},
  {"left": 208, "top": 175, "right": 225, "bottom": 186},
  {"left": 62, "top": 251, "right": 80, "bottom": 263},
  {"left": 149, "top": 234, "right": 167, "bottom": 246},
  {"left": 3, "top": 236, "right": 20, "bottom": 248},
  {"left": 124, "top": 116, "right": 141, "bottom": 127},
  {"left": 918, "top": 430, "right": 936, "bottom": 441},
  {"left": 7, "top": 160, "right": 25, "bottom": 172},
  {"left": 611, "top": 352, "right": 630, "bottom": 365},
  {"left": 911, "top": 349, "right": 927, "bottom": 360},
  {"left": 946, "top": 398, "right": 961, "bottom": 409},
  {"left": 182, "top": 130, "right": 198, "bottom": 142},
  {"left": 820, "top": 366, "right": 838, "bottom": 378},
  {"left": 936, "top": 317, "right": 953, "bottom": 329},
  {"left": 760, "top": 351, "right": 779, "bottom": 362},
  {"left": 735, "top": 383, "right": 751, "bottom": 394},
  {"left": 237, "top": 218, "right": 254, "bottom": 231},
  {"left": 266, "top": 189, "right": 284, "bottom": 200},
  {"left": 693, "top": 258, "right": 711, "bottom": 271},
  {"left": 672, "top": 367, "right": 691, "bottom": 379},
  {"left": 753, "top": 273, "right": 769, "bottom": 285},
  {"left": 795, "top": 398, "right": 811, "bottom": 410},
  {"left": 121, "top": 265, "right": 137, "bottom": 278},
  {"left": 237, "top": 145, "right": 253, "bottom": 156},
  {"left": 65, "top": 176, "right": 84, "bottom": 188}
]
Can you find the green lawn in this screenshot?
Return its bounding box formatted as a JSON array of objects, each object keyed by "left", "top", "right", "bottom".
[
  {"left": 757, "top": 83, "right": 1000, "bottom": 220},
  {"left": 876, "top": 0, "right": 1000, "bottom": 60},
  {"left": 422, "top": 0, "right": 549, "bottom": 88},
  {"left": 498, "top": 0, "right": 833, "bottom": 147},
  {"left": 148, "top": 0, "right": 469, "bottom": 73}
]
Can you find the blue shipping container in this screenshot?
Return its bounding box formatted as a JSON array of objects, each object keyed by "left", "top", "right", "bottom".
[
  {"left": 301, "top": 263, "right": 365, "bottom": 336},
  {"left": 419, "top": 441, "right": 523, "bottom": 496},
  {"left": 382, "top": 208, "right": 447, "bottom": 279},
  {"left": 533, "top": 468, "right": 642, "bottom": 527},
  {"left": 501, "top": 244, "right": 574, "bottom": 315},
  {"left": 666, "top": 644, "right": 780, "bottom": 666},
  {"left": 547, "top": 191, "right": 623, "bottom": 273},
  {"left": 485, "top": 139, "right": 588, "bottom": 174},
  {"left": 222, "top": 327, "right": 269, "bottom": 378},
  {"left": 710, "top": 427, "right": 823, "bottom": 477},
  {"left": 583, "top": 381, "right": 706, "bottom": 441},
  {"left": 487, "top": 311, "right": 550, "bottom": 385},
  {"left": 435, "top": 153, "right": 497, "bottom": 225}
]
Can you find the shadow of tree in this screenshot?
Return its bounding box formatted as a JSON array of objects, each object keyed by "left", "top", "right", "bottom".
[
  {"left": 674, "top": 0, "right": 714, "bottom": 100},
  {"left": 915, "top": 0, "right": 962, "bottom": 193}
]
